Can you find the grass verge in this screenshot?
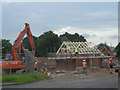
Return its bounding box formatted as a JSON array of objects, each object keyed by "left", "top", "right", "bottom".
[{"left": 2, "top": 73, "right": 50, "bottom": 83}]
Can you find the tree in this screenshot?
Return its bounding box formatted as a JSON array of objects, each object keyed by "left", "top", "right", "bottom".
[
  {"left": 22, "top": 35, "right": 39, "bottom": 57},
  {"left": 60, "top": 36, "right": 70, "bottom": 42},
  {"left": 0, "top": 40, "right": 2, "bottom": 59},
  {"left": 37, "top": 31, "right": 62, "bottom": 57},
  {"left": 113, "top": 42, "right": 120, "bottom": 58},
  {"left": 6, "top": 31, "right": 87, "bottom": 57},
  {"left": 59, "top": 32, "right": 87, "bottom": 42},
  {"left": 2, "top": 39, "right": 12, "bottom": 59},
  {"left": 22, "top": 36, "right": 38, "bottom": 51}
]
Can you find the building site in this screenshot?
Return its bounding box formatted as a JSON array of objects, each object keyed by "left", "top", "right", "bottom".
[
  {"left": 1, "top": 2, "right": 119, "bottom": 89},
  {"left": 1, "top": 23, "right": 119, "bottom": 88}
]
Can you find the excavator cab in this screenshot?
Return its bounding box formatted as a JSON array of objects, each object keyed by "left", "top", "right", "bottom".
[{"left": 5, "top": 53, "right": 12, "bottom": 61}]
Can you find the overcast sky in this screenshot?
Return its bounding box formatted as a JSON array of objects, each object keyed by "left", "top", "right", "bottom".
[{"left": 2, "top": 2, "right": 118, "bottom": 46}]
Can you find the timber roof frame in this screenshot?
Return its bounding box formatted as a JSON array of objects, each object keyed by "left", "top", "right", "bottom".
[{"left": 56, "top": 41, "right": 101, "bottom": 55}]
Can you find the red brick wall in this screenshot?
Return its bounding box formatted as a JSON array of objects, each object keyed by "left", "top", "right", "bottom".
[
  {"left": 76, "top": 58, "right": 91, "bottom": 68},
  {"left": 36, "top": 57, "right": 56, "bottom": 66},
  {"left": 86, "top": 58, "right": 90, "bottom": 68},
  {"left": 76, "top": 59, "right": 82, "bottom": 67},
  {"left": 56, "top": 60, "right": 76, "bottom": 71},
  {"left": 36, "top": 56, "right": 103, "bottom": 71},
  {"left": 92, "top": 58, "right": 102, "bottom": 67}
]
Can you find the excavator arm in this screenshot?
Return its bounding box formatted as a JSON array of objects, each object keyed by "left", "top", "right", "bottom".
[
  {"left": 103, "top": 46, "right": 113, "bottom": 56},
  {"left": 99, "top": 46, "right": 113, "bottom": 56},
  {"left": 11, "top": 23, "right": 35, "bottom": 61}
]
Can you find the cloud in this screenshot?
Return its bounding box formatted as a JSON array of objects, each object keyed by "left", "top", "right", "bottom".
[
  {"left": 2, "top": 2, "right": 118, "bottom": 46},
  {"left": 54, "top": 26, "right": 118, "bottom": 46},
  {"left": 54, "top": 26, "right": 71, "bottom": 35},
  {"left": 82, "top": 33, "right": 96, "bottom": 38},
  {"left": 82, "top": 33, "right": 90, "bottom": 38},
  {"left": 109, "top": 35, "right": 118, "bottom": 39}
]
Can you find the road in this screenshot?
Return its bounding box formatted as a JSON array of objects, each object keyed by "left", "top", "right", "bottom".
[{"left": 3, "top": 75, "right": 118, "bottom": 88}]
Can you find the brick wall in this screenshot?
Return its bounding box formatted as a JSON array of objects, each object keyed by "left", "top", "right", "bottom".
[
  {"left": 76, "top": 59, "right": 82, "bottom": 67},
  {"left": 36, "top": 56, "right": 104, "bottom": 72},
  {"left": 76, "top": 58, "right": 102, "bottom": 68},
  {"left": 92, "top": 58, "right": 102, "bottom": 67},
  {"left": 36, "top": 57, "right": 56, "bottom": 66},
  {"left": 56, "top": 59, "right": 76, "bottom": 71}
]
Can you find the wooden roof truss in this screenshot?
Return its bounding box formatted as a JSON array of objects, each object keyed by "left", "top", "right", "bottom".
[{"left": 56, "top": 41, "right": 101, "bottom": 55}]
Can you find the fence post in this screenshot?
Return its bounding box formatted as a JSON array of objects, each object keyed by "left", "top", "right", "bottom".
[{"left": 10, "top": 55, "right": 12, "bottom": 75}]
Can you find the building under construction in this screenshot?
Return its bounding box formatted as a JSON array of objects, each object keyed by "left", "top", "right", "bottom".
[{"left": 48, "top": 41, "right": 110, "bottom": 71}]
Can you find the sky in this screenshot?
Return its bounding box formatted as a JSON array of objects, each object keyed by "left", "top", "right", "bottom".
[{"left": 2, "top": 2, "right": 118, "bottom": 46}]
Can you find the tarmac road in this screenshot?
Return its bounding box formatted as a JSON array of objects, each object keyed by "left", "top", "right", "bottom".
[{"left": 3, "top": 76, "right": 118, "bottom": 88}]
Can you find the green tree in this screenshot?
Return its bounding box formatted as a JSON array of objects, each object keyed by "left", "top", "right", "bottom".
[
  {"left": 60, "top": 36, "right": 70, "bottom": 42},
  {"left": 21, "top": 31, "right": 87, "bottom": 57},
  {"left": 37, "top": 31, "right": 62, "bottom": 57},
  {"left": 22, "top": 36, "right": 38, "bottom": 51},
  {"left": 22, "top": 35, "right": 38, "bottom": 56},
  {"left": 60, "top": 32, "right": 87, "bottom": 42},
  {"left": 2, "top": 39, "right": 12, "bottom": 59},
  {"left": 113, "top": 42, "right": 120, "bottom": 58}
]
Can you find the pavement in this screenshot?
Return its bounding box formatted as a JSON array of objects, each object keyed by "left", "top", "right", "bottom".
[
  {"left": 2, "top": 83, "right": 24, "bottom": 86},
  {"left": 2, "top": 76, "right": 118, "bottom": 88},
  {"left": 1, "top": 68, "right": 119, "bottom": 88}
]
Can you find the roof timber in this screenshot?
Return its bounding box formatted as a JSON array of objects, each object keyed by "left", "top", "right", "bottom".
[{"left": 56, "top": 41, "right": 101, "bottom": 55}]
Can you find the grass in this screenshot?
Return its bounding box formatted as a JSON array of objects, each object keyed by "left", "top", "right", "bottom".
[{"left": 2, "top": 73, "right": 50, "bottom": 83}]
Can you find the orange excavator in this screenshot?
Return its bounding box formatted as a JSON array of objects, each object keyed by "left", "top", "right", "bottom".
[
  {"left": 0, "top": 23, "right": 35, "bottom": 72},
  {"left": 99, "top": 46, "right": 114, "bottom": 58},
  {"left": 99, "top": 46, "right": 120, "bottom": 74}
]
